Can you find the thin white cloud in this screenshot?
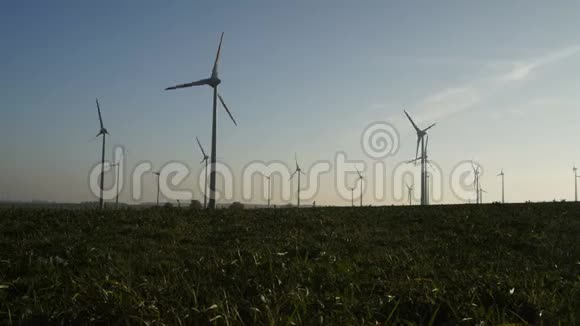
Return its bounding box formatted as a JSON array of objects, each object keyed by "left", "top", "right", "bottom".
[
  {"left": 498, "top": 45, "right": 580, "bottom": 82},
  {"left": 412, "top": 45, "right": 580, "bottom": 121}
]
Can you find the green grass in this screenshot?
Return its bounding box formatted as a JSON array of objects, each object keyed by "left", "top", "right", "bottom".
[{"left": 0, "top": 203, "right": 579, "bottom": 325}]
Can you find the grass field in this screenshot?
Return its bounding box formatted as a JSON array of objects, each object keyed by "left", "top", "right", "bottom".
[{"left": 0, "top": 203, "right": 579, "bottom": 325}]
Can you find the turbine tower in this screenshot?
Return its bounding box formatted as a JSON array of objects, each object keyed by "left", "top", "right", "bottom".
[
  {"left": 471, "top": 162, "right": 481, "bottom": 204},
  {"left": 574, "top": 165, "right": 578, "bottom": 202},
  {"left": 111, "top": 161, "right": 120, "bottom": 209},
  {"left": 165, "top": 33, "right": 237, "bottom": 209},
  {"left": 356, "top": 168, "right": 364, "bottom": 207},
  {"left": 289, "top": 154, "right": 305, "bottom": 208},
  {"left": 479, "top": 184, "right": 487, "bottom": 204},
  {"left": 404, "top": 110, "right": 436, "bottom": 206},
  {"left": 265, "top": 174, "right": 271, "bottom": 208},
  {"left": 152, "top": 172, "right": 160, "bottom": 207},
  {"left": 95, "top": 99, "right": 109, "bottom": 210},
  {"left": 497, "top": 169, "right": 505, "bottom": 203},
  {"left": 406, "top": 183, "right": 414, "bottom": 206},
  {"left": 196, "top": 137, "right": 210, "bottom": 209}
]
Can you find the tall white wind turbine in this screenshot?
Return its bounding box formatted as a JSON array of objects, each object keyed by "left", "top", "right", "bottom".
[
  {"left": 165, "top": 33, "right": 237, "bottom": 209},
  {"left": 95, "top": 99, "right": 109, "bottom": 210},
  {"left": 404, "top": 110, "right": 435, "bottom": 206}
]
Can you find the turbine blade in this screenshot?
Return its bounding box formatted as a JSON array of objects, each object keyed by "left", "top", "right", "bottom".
[
  {"left": 200, "top": 158, "right": 205, "bottom": 164},
  {"left": 404, "top": 110, "right": 421, "bottom": 133},
  {"left": 300, "top": 171, "right": 306, "bottom": 175},
  {"left": 355, "top": 167, "right": 362, "bottom": 178},
  {"left": 195, "top": 137, "right": 207, "bottom": 157},
  {"left": 217, "top": 93, "right": 237, "bottom": 126},
  {"left": 211, "top": 32, "right": 224, "bottom": 79},
  {"left": 165, "top": 79, "right": 210, "bottom": 90},
  {"left": 96, "top": 98, "right": 104, "bottom": 129},
  {"left": 422, "top": 123, "right": 436, "bottom": 133},
  {"left": 295, "top": 153, "right": 299, "bottom": 170},
  {"left": 289, "top": 170, "right": 297, "bottom": 181}
]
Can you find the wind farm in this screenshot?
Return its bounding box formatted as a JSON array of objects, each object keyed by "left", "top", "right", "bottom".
[{"left": 3, "top": 2, "right": 580, "bottom": 324}]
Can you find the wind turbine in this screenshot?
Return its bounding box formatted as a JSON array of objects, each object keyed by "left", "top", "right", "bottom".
[
  {"left": 497, "top": 169, "right": 505, "bottom": 203},
  {"left": 574, "top": 165, "right": 578, "bottom": 202},
  {"left": 165, "top": 32, "right": 237, "bottom": 209},
  {"left": 471, "top": 161, "right": 481, "bottom": 204},
  {"left": 406, "top": 183, "right": 414, "bottom": 206},
  {"left": 265, "top": 174, "right": 271, "bottom": 208},
  {"left": 479, "top": 184, "right": 487, "bottom": 204},
  {"left": 111, "top": 161, "right": 120, "bottom": 209},
  {"left": 196, "top": 137, "right": 210, "bottom": 209},
  {"left": 152, "top": 172, "right": 160, "bottom": 207},
  {"left": 404, "top": 110, "right": 436, "bottom": 206},
  {"left": 95, "top": 99, "right": 109, "bottom": 210},
  {"left": 289, "top": 154, "right": 305, "bottom": 208},
  {"left": 356, "top": 168, "right": 364, "bottom": 207}
]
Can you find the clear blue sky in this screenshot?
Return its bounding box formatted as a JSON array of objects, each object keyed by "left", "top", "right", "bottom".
[{"left": 1, "top": 1, "right": 580, "bottom": 205}]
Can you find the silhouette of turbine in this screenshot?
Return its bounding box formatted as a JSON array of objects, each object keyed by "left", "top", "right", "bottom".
[
  {"left": 152, "top": 171, "right": 160, "bottom": 207},
  {"left": 497, "top": 169, "right": 505, "bottom": 203},
  {"left": 265, "top": 174, "right": 272, "bottom": 208},
  {"left": 574, "top": 165, "right": 578, "bottom": 202},
  {"left": 404, "top": 110, "right": 435, "bottom": 206},
  {"left": 356, "top": 167, "right": 365, "bottom": 207},
  {"left": 406, "top": 182, "right": 414, "bottom": 206},
  {"left": 471, "top": 161, "right": 481, "bottom": 204},
  {"left": 196, "top": 137, "right": 210, "bottom": 209},
  {"left": 95, "top": 99, "right": 109, "bottom": 210},
  {"left": 289, "top": 154, "right": 305, "bottom": 208},
  {"left": 165, "top": 33, "right": 237, "bottom": 209}
]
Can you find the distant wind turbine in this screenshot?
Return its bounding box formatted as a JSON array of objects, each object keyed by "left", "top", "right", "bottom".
[
  {"left": 165, "top": 32, "right": 237, "bottom": 209},
  {"left": 95, "top": 99, "right": 109, "bottom": 210},
  {"left": 406, "top": 183, "right": 414, "bottom": 206},
  {"left": 265, "top": 174, "right": 271, "bottom": 208},
  {"left": 404, "top": 110, "right": 436, "bottom": 206},
  {"left": 152, "top": 172, "right": 160, "bottom": 207},
  {"left": 471, "top": 161, "right": 481, "bottom": 204},
  {"left": 574, "top": 165, "right": 578, "bottom": 202},
  {"left": 479, "top": 184, "right": 487, "bottom": 204},
  {"left": 196, "top": 137, "right": 210, "bottom": 209},
  {"left": 289, "top": 154, "right": 305, "bottom": 208},
  {"left": 356, "top": 168, "right": 364, "bottom": 207},
  {"left": 497, "top": 169, "right": 505, "bottom": 203}
]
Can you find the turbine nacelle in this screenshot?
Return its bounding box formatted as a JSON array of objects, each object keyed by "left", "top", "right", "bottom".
[
  {"left": 97, "top": 128, "right": 109, "bottom": 136},
  {"left": 207, "top": 77, "right": 221, "bottom": 88}
]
